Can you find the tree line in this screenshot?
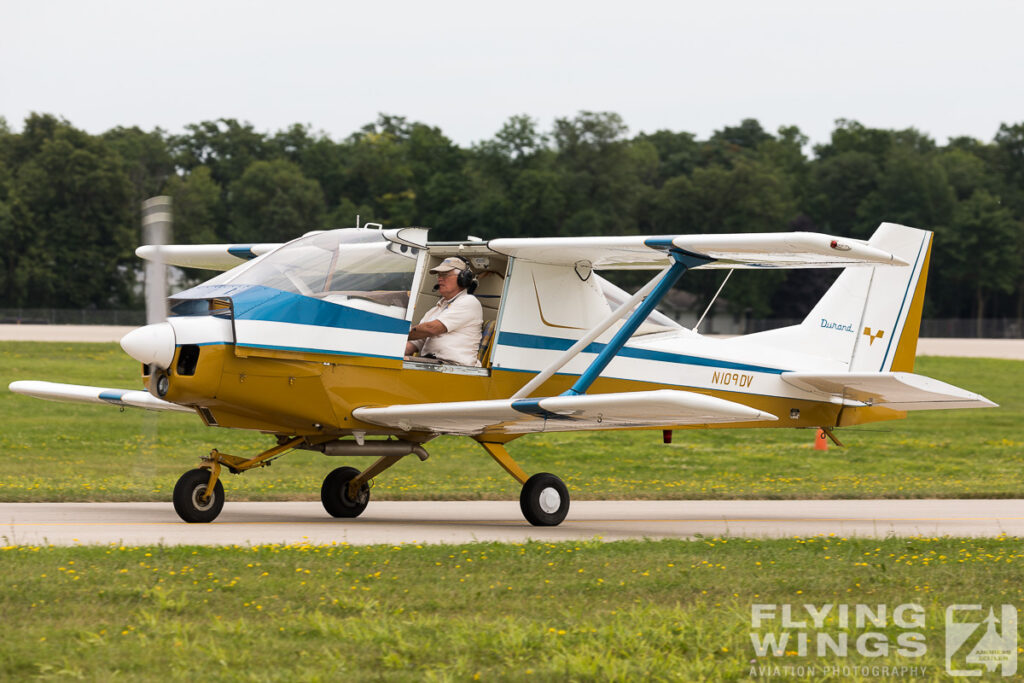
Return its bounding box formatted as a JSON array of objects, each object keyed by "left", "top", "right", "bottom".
[{"left": 0, "top": 112, "right": 1021, "bottom": 327}]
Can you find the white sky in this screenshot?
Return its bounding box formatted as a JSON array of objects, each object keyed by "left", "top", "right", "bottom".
[{"left": 2, "top": 0, "right": 1023, "bottom": 152}]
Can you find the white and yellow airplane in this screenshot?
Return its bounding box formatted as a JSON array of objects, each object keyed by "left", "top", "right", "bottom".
[{"left": 9, "top": 222, "right": 996, "bottom": 525}]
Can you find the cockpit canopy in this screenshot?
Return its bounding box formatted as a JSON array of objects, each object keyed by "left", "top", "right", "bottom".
[
  {"left": 184, "top": 227, "right": 426, "bottom": 316},
  {"left": 209, "top": 228, "right": 423, "bottom": 294}
]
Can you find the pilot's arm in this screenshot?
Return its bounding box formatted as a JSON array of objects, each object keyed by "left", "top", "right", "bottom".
[{"left": 405, "top": 320, "right": 447, "bottom": 355}]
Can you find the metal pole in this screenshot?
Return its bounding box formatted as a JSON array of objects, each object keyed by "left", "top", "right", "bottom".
[{"left": 141, "top": 196, "right": 172, "bottom": 324}]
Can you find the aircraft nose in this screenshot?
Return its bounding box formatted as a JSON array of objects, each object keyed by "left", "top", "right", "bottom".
[{"left": 120, "top": 322, "right": 176, "bottom": 369}]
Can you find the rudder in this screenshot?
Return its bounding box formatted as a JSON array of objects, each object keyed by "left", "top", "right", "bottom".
[{"left": 847, "top": 224, "right": 931, "bottom": 372}]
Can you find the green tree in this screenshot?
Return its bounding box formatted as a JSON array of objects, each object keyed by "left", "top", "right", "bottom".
[
  {"left": 340, "top": 124, "right": 415, "bottom": 226},
  {"left": 934, "top": 190, "right": 1021, "bottom": 333},
  {"left": 270, "top": 123, "right": 351, "bottom": 212},
  {"left": 228, "top": 160, "right": 325, "bottom": 243},
  {"left": 857, "top": 145, "right": 955, "bottom": 237},
  {"left": 653, "top": 159, "right": 796, "bottom": 317},
  {"left": 2, "top": 114, "right": 135, "bottom": 308},
  {"left": 171, "top": 119, "right": 271, "bottom": 188},
  {"left": 635, "top": 129, "right": 700, "bottom": 185},
  {"left": 163, "top": 166, "right": 221, "bottom": 245},
  {"left": 103, "top": 126, "right": 174, "bottom": 206},
  {"left": 553, "top": 111, "right": 644, "bottom": 235},
  {"left": 805, "top": 151, "right": 880, "bottom": 237}
]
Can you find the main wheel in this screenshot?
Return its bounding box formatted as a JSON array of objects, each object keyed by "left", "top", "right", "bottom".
[
  {"left": 321, "top": 466, "right": 370, "bottom": 518},
  {"left": 520, "top": 472, "right": 570, "bottom": 526},
  {"left": 173, "top": 468, "right": 225, "bottom": 523}
]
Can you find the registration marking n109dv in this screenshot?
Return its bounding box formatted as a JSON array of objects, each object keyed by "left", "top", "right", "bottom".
[{"left": 712, "top": 371, "right": 754, "bottom": 388}]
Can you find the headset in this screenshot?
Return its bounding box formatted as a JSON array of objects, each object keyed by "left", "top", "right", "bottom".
[
  {"left": 455, "top": 256, "right": 478, "bottom": 293},
  {"left": 432, "top": 256, "right": 479, "bottom": 294}
]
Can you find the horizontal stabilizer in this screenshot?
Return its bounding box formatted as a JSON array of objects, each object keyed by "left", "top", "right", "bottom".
[
  {"left": 780, "top": 372, "right": 997, "bottom": 411},
  {"left": 353, "top": 389, "right": 777, "bottom": 436},
  {"left": 488, "top": 232, "right": 906, "bottom": 270},
  {"left": 136, "top": 243, "right": 282, "bottom": 271},
  {"left": 8, "top": 381, "right": 194, "bottom": 413}
]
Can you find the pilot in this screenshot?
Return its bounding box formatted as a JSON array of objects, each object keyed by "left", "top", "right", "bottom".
[{"left": 405, "top": 257, "right": 483, "bottom": 367}]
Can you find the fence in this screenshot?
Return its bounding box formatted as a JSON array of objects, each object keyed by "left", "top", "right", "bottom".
[
  {"left": 0, "top": 309, "right": 147, "bottom": 326},
  {"left": 1, "top": 309, "right": 1021, "bottom": 338},
  {"left": 743, "top": 318, "right": 1023, "bottom": 338}
]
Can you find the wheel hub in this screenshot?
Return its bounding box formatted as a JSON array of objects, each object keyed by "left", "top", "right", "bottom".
[
  {"left": 191, "top": 485, "right": 214, "bottom": 511},
  {"left": 538, "top": 487, "right": 561, "bottom": 514}
]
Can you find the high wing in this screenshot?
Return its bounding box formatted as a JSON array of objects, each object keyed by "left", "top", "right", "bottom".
[
  {"left": 353, "top": 389, "right": 778, "bottom": 436},
  {"left": 780, "top": 373, "right": 998, "bottom": 411},
  {"left": 8, "top": 381, "right": 194, "bottom": 413},
  {"left": 487, "top": 230, "right": 907, "bottom": 270},
  {"left": 136, "top": 243, "right": 282, "bottom": 271}
]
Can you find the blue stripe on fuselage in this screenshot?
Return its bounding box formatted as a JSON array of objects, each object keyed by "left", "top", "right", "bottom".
[
  {"left": 496, "top": 331, "right": 785, "bottom": 375},
  {"left": 223, "top": 286, "right": 410, "bottom": 335}
]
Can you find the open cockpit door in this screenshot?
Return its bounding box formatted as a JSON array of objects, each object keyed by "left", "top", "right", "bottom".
[{"left": 403, "top": 242, "right": 510, "bottom": 373}]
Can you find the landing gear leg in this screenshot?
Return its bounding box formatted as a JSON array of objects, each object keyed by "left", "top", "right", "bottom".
[
  {"left": 172, "top": 436, "right": 305, "bottom": 523},
  {"left": 478, "top": 441, "right": 570, "bottom": 527}
]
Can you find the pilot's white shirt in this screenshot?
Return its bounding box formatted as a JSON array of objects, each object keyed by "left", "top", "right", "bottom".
[{"left": 411, "top": 290, "right": 483, "bottom": 367}]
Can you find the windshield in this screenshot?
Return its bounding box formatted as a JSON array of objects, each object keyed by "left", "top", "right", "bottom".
[{"left": 209, "top": 229, "right": 421, "bottom": 312}]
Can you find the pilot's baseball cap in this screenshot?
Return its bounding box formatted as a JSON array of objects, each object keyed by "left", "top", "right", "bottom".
[{"left": 429, "top": 257, "right": 468, "bottom": 274}]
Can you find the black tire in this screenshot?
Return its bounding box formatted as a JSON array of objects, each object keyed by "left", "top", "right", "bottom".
[
  {"left": 172, "top": 468, "right": 225, "bottom": 523},
  {"left": 321, "top": 466, "right": 370, "bottom": 518},
  {"left": 520, "top": 472, "right": 570, "bottom": 526}
]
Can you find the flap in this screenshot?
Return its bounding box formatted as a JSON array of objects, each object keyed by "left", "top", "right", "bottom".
[
  {"left": 9, "top": 381, "right": 195, "bottom": 413},
  {"left": 781, "top": 372, "right": 998, "bottom": 411},
  {"left": 353, "top": 389, "right": 777, "bottom": 436}
]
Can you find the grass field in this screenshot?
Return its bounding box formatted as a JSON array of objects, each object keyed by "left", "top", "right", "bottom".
[
  {"left": 2, "top": 341, "right": 1022, "bottom": 503},
  {"left": 3, "top": 343, "right": 1023, "bottom": 681},
  {"left": 3, "top": 536, "right": 1022, "bottom": 680}
]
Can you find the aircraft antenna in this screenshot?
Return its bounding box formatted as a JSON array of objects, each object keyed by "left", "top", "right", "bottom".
[{"left": 693, "top": 269, "right": 733, "bottom": 333}]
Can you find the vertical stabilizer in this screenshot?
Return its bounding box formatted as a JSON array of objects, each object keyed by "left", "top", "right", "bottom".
[
  {"left": 736, "top": 223, "right": 932, "bottom": 372},
  {"left": 846, "top": 224, "right": 931, "bottom": 372}
]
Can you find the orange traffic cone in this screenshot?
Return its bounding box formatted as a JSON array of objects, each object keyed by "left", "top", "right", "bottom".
[{"left": 814, "top": 429, "right": 828, "bottom": 451}]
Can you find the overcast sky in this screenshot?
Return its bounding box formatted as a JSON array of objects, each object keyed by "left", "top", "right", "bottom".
[{"left": 3, "top": 0, "right": 1022, "bottom": 152}]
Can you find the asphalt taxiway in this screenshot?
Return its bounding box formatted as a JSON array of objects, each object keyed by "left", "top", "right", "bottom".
[{"left": 2, "top": 499, "right": 1022, "bottom": 546}]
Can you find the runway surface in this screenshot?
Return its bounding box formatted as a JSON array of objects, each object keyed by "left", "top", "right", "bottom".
[{"left": 2, "top": 499, "right": 1021, "bottom": 546}]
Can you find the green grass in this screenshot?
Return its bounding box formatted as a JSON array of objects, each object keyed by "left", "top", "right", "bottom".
[
  {"left": 2, "top": 341, "right": 1022, "bottom": 502},
  {"left": 3, "top": 536, "right": 1022, "bottom": 681}
]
